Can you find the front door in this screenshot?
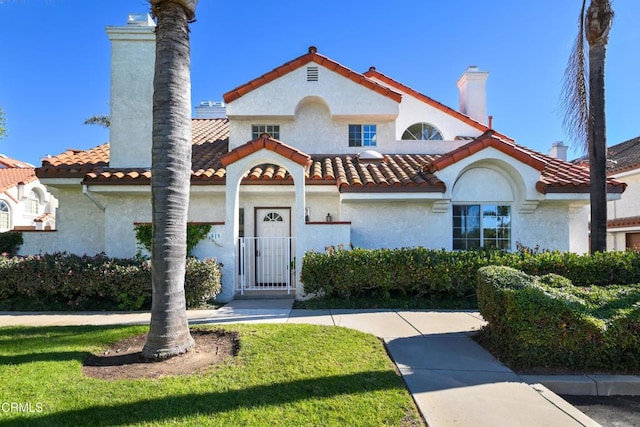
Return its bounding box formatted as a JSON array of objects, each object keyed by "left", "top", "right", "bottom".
[{"left": 255, "top": 208, "right": 291, "bottom": 285}]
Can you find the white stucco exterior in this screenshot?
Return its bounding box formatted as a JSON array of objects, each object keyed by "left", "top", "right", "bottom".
[
  {"left": 106, "top": 21, "right": 155, "bottom": 169},
  {"left": 607, "top": 169, "right": 640, "bottom": 251},
  {"left": 0, "top": 178, "right": 57, "bottom": 234},
  {"left": 22, "top": 22, "right": 612, "bottom": 300}
]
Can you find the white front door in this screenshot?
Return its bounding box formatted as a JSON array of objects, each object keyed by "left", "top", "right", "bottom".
[{"left": 255, "top": 208, "right": 290, "bottom": 284}]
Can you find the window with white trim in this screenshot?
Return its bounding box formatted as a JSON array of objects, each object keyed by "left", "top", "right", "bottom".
[
  {"left": 26, "top": 190, "right": 41, "bottom": 216},
  {"left": 252, "top": 124, "right": 280, "bottom": 140},
  {"left": 348, "top": 124, "right": 377, "bottom": 147},
  {"left": 453, "top": 204, "right": 511, "bottom": 250},
  {"left": 0, "top": 201, "right": 9, "bottom": 231},
  {"left": 402, "top": 122, "right": 443, "bottom": 140}
]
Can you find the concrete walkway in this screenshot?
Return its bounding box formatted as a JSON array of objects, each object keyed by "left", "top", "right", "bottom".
[{"left": 2, "top": 300, "right": 638, "bottom": 426}]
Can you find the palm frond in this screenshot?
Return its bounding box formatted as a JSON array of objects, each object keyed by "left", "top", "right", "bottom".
[{"left": 560, "top": 0, "right": 589, "bottom": 153}]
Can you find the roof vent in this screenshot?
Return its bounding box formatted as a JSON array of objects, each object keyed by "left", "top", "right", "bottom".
[{"left": 307, "top": 66, "right": 319, "bottom": 82}]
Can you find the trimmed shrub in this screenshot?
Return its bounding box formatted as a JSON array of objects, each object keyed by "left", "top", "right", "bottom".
[
  {"left": 0, "top": 253, "right": 221, "bottom": 311},
  {"left": 477, "top": 265, "right": 640, "bottom": 371},
  {"left": 300, "top": 247, "right": 640, "bottom": 300},
  {"left": 134, "top": 223, "right": 212, "bottom": 257}
]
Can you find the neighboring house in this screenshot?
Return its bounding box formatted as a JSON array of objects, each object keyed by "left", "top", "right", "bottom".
[
  {"left": 603, "top": 136, "right": 640, "bottom": 250},
  {"left": 24, "top": 14, "right": 625, "bottom": 301},
  {"left": 0, "top": 154, "right": 56, "bottom": 233}
]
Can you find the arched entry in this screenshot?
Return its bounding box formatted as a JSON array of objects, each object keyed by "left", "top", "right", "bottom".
[{"left": 218, "top": 135, "right": 310, "bottom": 300}]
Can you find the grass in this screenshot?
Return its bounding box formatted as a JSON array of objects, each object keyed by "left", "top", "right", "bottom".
[
  {"left": 0, "top": 324, "right": 422, "bottom": 426},
  {"left": 294, "top": 294, "right": 478, "bottom": 310}
]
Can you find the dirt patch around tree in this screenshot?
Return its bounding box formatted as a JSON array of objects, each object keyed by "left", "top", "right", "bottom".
[{"left": 83, "top": 329, "right": 239, "bottom": 380}]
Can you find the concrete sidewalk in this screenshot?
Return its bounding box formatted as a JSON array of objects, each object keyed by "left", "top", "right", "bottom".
[{"left": 2, "top": 300, "right": 638, "bottom": 426}]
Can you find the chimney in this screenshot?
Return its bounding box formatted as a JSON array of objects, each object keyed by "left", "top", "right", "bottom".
[
  {"left": 549, "top": 141, "right": 568, "bottom": 161},
  {"left": 457, "top": 66, "right": 489, "bottom": 125},
  {"left": 195, "top": 101, "right": 227, "bottom": 119},
  {"left": 105, "top": 14, "right": 156, "bottom": 168}
]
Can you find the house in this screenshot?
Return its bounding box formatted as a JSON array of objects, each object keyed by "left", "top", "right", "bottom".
[
  {"left": 23, "top": 14, "right": 625, "bottom": 301},
  {"left": 0, "top": 154, "right": 56, "bottom": 233},
  {"left": 603, "top": 136, "right": 640, "bottom": 250}
]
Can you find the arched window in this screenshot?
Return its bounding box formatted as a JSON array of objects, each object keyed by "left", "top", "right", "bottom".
[
  {"left": 0, "top": 201, "right": 9, "bottom": 231},
  {"left": 27, "top": 190, "right": 41, "bottom": 215},
  {"left": 402, "top": 123, "right": 443, "bottom": 141},
  {"left": 263, "top": 212, "right": 284, "bottom": 222}
]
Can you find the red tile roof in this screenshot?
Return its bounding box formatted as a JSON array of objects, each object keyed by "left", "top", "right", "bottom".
[
  {"left": 192, "top": 118, "right": 229, "bottom": 145},
  {"left": 606, "top": 136, "right": 640, "bottom": 174},
  {"left": 364, "top": 68, "right": 513, "bottom": 142},
  {"left": 0, "top": 154, "right": 34, "bottom": 168},
  {"left": 430, "top": 131, "right": 624, "bottom": 194},
  {"left": 0, "top": 168, "right": 37, "bottom": 193},
  {"left": 431, "top": 131, "right": 546, "bottom": 172},
  {"left": 608, "top": 216, "right": 640, "bottom": 229},
  {"left": 38, "top": 144, "right": 110, "bottom": 179},
  {"left": 220, "top": 135, "right": 311, "bottom": 168},
  {"left": 223, "top": 47, "right": 402, "bottom": 104},
  {"left": 36, "top": 118, "right": 624, "bottom": 195}
]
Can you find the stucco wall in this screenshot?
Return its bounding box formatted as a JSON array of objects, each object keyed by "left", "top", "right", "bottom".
[
  {"left": 227, "top": 64, "right": 399, "bottom": 152},
  {"left": 20, "top": 188, "right": 105, "bottom": 256},
  {"left": 609, "top": 171, "right": 640, "bottom": 220},
  {"left": 341, "top": 201, "right": 437, "bottom": 249}
]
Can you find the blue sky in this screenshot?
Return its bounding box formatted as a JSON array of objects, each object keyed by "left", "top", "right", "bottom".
[{"left": 1, "top": 0, "right": 638, "bottom": 166}]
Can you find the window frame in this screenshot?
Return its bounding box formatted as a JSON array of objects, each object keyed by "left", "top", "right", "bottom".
[
  {"left": 251, "top": 124, "right": 280, "bottom": 140},
  {"left": 26, "top": 189, "right": 41, "bottom": 216},
  {"left": 401, "top": 122, "right": 443, "bottom": 141},
  {"left": 453, "top": 204, "right": 511, "bottom": 251},
  {"left": 348, "top": 124, "right": 377, "bottom": 147},
  {"left": 0, "top": 200, "right": 10, "bottom": 232}
]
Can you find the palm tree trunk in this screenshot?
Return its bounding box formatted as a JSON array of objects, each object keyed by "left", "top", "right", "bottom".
[
  {"left": 143, "top": 0, "right": 197, "bottom": 360},
  {"left": 586, "top": 0, "right": 613, "bottom": 253},
  {"left": 588, "top": 42, "right": 608, "bottom": 252}
]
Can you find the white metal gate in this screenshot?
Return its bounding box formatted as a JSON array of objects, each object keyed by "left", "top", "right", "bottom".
[{"left": 238, "top": 237, "right": 294, "bottom": 294}]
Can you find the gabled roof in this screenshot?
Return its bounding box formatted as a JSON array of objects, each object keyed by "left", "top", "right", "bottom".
[
  {"left": 430, "top": 131, "right": 625, "bottom": 194},
  {"left": 606, "top": 136, "right": 640, "bottom": 174},
  {"left": 220, "top": 134, "right": 311, "bottom": 168},
  {"left": 0, "top": 168, "right": 37, "bottom": 194},
  {"left": 430, "top": 131, "right": 546, "bottom": 172},
  {"left": 364, "top": 68, "right": 512, "bottom": 142},
  {"left": 222, "top": 47, "right": 402, "bottom": 104}
]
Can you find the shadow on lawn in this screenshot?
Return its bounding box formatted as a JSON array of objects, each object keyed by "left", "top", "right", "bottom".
[{"left": 0, "top": 371, "right": 405, "bottom": 426}]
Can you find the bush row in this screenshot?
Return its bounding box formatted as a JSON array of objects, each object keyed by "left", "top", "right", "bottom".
[
  {"left": 476, "top": 265, "right": 640, "bottom": 371},
  {"left": 0, "top": 253, "right": 221, "bottom": 311},
  {"left": 300, "top": 247, "right": 640, "bottom": 299}
]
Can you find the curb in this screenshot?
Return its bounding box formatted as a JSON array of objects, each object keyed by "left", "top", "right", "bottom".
[{"left": 521, "top": 374, "right": 640, "bottom": 396}]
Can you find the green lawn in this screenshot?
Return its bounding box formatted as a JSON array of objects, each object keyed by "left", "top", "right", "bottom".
[{"left": 0, "top": 324, "right": 422, "bottom": 426}]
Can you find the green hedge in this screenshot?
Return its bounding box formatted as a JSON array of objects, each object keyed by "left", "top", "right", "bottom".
[
  {"left": 476, "top": 265, "right": 640, "bottom": 371},
  {"left": 300, "top": 247, "right": 640, "bottom": 299},
  {"left": 0, "top": 253, "right": 222, "bottom": 311}
]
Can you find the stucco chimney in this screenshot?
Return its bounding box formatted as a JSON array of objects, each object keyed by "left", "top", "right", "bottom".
[
  {"left": 105, "top": 14, "right": 156, "bottom": 168},
  {"left": 549, "top": 141, "right": 568, "bottom": 161},
  {"left": 457, "top": 66, "right": 489, "bottom": 125}
]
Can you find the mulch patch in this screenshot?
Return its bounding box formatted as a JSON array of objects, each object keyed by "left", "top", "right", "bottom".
[{"left": 83, "top": 329, "right": 239, "bottom": 380}]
